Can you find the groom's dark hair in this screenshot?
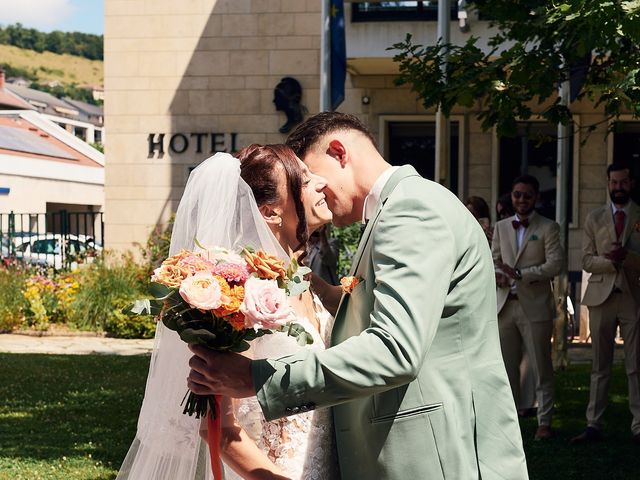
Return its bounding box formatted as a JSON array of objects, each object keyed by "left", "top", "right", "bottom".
[{"left": 286, "top": 112, "right": 377, "bottom": 158}]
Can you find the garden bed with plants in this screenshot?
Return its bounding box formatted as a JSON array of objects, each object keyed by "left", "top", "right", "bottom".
[{"left": 0, "top": 254, "right": 156, "bottom": 339}]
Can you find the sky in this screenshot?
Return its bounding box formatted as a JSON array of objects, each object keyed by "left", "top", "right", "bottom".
[{"left": 0, "top": 0, "right": 103, "bottom": 35}]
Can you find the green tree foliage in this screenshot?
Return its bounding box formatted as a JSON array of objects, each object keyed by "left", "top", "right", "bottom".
[
  {"left": 391, "top": 1, "right": 640, "bottom": 137},
  {"left": 330, "top": 224, "right": 362, "bottom": 277},
  {"left": 0, "top": 63, "right": 39, "bottom": 81},
  {"left": 0, "top": 23, "right": 103, "bottom": 60}
]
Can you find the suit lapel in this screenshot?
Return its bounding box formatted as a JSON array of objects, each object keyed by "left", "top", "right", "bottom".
[
  {"left": 622, "top": 202, "right": 640, "bottom": 246},
  {"left": 348, "top": 165, "right": 420, "bottom": 276},
  {"left": 334, "top": 165, "right": 420, "bottom": 319},
  {"left": 505, "top": 215, "right": 518, "bottom": 263},
  {"left": 602, "top": 204, "right": 617, "bottom": 245},
  {"left": 514, "top": 214, "right": 538, "bottom": 264}
]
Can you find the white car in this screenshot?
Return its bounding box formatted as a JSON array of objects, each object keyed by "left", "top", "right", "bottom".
[{"left": 14, "top": 234, "right": 101, "bottom": 269}]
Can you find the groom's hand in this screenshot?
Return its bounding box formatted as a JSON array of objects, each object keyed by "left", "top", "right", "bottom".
[{"left": 187, "top": 344, "right": 256, "bottom": 398}]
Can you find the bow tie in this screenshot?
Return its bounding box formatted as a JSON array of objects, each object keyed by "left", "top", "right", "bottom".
[{"left": 512, "top": 218, "right": 529, "bottom": 230}]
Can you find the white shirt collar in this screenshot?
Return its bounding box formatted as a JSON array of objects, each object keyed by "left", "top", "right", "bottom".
[
  {"left": 362, "top": 166, "right": 398, "bottom": 223},
  {"left": 611, "top": 202, "right": 630, "bottom": 215},
  {"left": 515, "top": 211, "right": 536, "bottom": 224}
]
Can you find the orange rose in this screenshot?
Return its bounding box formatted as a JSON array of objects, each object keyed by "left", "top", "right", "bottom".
[
  {"left": 340, "top": 276, "right": 360, "bottom": 294},
  {"left": 243, "top": 250, "right": 286, "bottom": 280},
  {"left": 161, "top": 249, "right": 193, "bottom": 266},
  {"left": 151, "top": 263, "right": 191, "bottom": 288}
]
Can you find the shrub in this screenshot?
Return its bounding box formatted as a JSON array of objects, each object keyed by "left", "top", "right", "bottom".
[
  {"left": 22, "top": 275, "right": 56, "bottom": 330},
  {"left": 104, "top": 298, "right": 156, "bottom": 339},
  {"left": 330, "top": 224, "right": 362, "bottom": 277},
  {"left": 137, "top": 214, "right": 174, "bottom": 274},
  {"left": 67, "top": 252, "right": 150, "bottom": 332},
  {"left": 0, "top": 261, "right": 28, "bottom": 331}
]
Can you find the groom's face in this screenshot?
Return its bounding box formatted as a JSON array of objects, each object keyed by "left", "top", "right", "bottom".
[{"left": 302, "top": 148, "right": 357, "bottom": 227}]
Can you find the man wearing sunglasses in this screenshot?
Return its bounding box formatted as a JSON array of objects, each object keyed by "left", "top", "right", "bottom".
[
  {"left": 492, "top": 174, "right": 564, "bottom": 441},
  {"left": 572, "top": 163, "right": 640, "bottom": 445}
]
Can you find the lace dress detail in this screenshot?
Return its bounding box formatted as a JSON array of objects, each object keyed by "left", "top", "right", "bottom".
[{"left": 226, "top": 294, "right": 340, "bottom": 480}]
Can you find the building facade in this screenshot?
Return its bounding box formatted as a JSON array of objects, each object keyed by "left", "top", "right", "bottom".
[
  {"left": 0, "top": 109, "right": 104, "bottom": 219},
  {"left": 104, "top": 0, "right": 640, "bottom": 276}
]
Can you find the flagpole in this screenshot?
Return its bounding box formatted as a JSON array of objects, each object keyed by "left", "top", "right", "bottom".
[
  {"left": 435, "top": 0, "right": 451, "bottom": 186},
  {"left": 320, "top": 0, "right": 331, "bottom": 112},
  {"left": 553, "top": 73, "right": 570, "bottom": 368}
]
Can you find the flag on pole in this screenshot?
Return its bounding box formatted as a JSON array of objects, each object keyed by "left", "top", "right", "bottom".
[{"left": 330, "top": 0, "right": 346, "bottom": 110}]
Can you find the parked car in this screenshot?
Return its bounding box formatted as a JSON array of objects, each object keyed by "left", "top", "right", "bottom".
[
  {"left": 1, "top": 232, "right": 38, "bottom": 258},
  {"left": 13, "top": 233, "right": 102, "bottom": 269}
]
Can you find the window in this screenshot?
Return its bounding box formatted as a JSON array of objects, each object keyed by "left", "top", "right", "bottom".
[
  {"left": 387, "top": 121, "right": 459, "bottom": 194},
  {"left": 351, "top": 1, "right": 457, "bottom": 22},
  {"left": 612, "top": 121, "right": 640, "bottom": 203},
  {"left": 499, "top": 122, "right": 574, "bottom": 222}
]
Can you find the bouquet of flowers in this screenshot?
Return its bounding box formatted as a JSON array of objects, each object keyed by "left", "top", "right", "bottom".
[
  {"left": 127, "top": 244, "right": 313, "bottom": 419},
  {"left": 127, "top": 244, "right": 313, "bottom": 479}
]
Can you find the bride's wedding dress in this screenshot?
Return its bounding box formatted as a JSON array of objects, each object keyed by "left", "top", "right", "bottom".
[
  {"left": 226, "top": 293, "right": 340, "bottom": 480},
  {"left": 117, "top": 154, "right": 339, "bottom": 480}
]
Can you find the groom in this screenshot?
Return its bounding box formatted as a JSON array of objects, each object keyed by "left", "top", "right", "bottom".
[{"left": 188, "top": 112, "right": 528, "bottom": 479}]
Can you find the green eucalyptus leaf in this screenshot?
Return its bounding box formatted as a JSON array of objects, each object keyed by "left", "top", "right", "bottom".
[
  {"left": 149, "top": 282, "right": 175, "bottom": 300},
  {"left": 178, "top": 328, "right": 218, "bottom": 345},
  {"left": 287, "top": 278, "right": 310, "bottom": 297}
]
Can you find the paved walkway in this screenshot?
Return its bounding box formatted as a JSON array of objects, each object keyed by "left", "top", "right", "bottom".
[
  {"left": 0, "top": 333, "right": 625, "bottom": 363},
  {"left": 0, "top": 333, "right": 154, "bottom": 355}
]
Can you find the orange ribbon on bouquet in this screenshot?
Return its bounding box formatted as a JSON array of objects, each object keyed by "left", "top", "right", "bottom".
[{"left": 206, "top": 395, "right": 223, "bottom": 480}]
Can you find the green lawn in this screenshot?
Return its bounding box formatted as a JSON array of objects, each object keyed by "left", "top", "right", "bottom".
[
  {"left": 0, "top": 353, "right": 638, "bottom": 480},
  {"left": 520, "top": 363, "right": 640, "bottom": 480},
  {"left": 0, "top": 353, "right": 149, "bottom": 480}
]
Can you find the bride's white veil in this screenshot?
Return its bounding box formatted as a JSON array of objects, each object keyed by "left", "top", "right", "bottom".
[{"left": 116, "top": 152, "right": 288, "bottom": 479}]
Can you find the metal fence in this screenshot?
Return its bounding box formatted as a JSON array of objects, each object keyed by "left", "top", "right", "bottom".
[{"left": 0, "top": 210, "right": 104, "bottom": 270}]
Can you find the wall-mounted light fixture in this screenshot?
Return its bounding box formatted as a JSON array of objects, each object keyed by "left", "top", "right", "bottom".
[
  {"left": 458, "top": 0, "right": 470, "bottom": 33},
  {"left": 361, "top": 95, "right": 371, "bottom": 105}
]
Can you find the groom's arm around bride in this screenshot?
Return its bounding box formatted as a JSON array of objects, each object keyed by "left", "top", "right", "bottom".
[{"left": 188, "top": 112, "right": 528, "bottom": 480}]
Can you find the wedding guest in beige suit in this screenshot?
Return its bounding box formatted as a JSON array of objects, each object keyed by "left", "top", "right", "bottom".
[
  {"left": 571, "top": 163, "right": 640, "bottom": 444},
  {"left": 492, "top": 174, "right": 564, "bottom": 440}
]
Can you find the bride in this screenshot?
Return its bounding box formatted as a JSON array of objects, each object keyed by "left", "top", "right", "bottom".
[{"left": 116, "top": 145, "right": 340, "bottom": 480}]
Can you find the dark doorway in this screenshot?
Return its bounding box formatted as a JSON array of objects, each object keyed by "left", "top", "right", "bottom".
[
  {"left": 613, "top": 122, "right": 640, "bottom": 204},
  {"left": 499, "top": 122, "right": 574, "bottom": 222},
  {"left": 387, "top": 121, "right": 459, "bottom": 194}
]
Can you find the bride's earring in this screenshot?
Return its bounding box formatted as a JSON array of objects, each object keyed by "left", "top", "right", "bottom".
[{"left": 278, "top": 218, "right": 283, "bottom": 228}]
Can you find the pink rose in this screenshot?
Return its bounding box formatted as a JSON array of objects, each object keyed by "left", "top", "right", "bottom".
[
  {"left": 179, "top": 271, "right": 224, "bottom": 310},
  {"left": 240, "top": 277, "right": 292, "bottom": 330}
]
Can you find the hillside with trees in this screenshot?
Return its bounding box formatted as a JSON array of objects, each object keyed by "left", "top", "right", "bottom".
[
  {"left": 0, "top": 23, "right": 103, "bottom": 105},
  {"left": 0, "top": 23, "right": 102, "bottom": 60}
]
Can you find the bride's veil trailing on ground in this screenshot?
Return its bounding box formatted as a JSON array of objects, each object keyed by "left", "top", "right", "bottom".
[{"left": 116, "top": 152, "right": 288, "bottom": 479}]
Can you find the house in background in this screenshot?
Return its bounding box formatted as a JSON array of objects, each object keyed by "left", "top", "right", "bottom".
[
  {"left": 4, "top": 80, "right": 104, "bottom": 146},
  {"left": 0, "top": 69, "right": 33, "bottom": 111},
  {"left": 63, "top": 98, "right": 105, "bottom": 144},
  {"left": 0, "top": 109, "right": 104, "bottom": 225}
]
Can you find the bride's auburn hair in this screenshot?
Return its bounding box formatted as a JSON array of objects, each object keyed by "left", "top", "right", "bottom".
[{"left": 237, "top": 144, "right": 309, "bottom": 250}]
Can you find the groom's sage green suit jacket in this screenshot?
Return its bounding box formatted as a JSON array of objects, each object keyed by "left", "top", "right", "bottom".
[{"left": 253, "top": 166, "right": 528, "bottom": 479}]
